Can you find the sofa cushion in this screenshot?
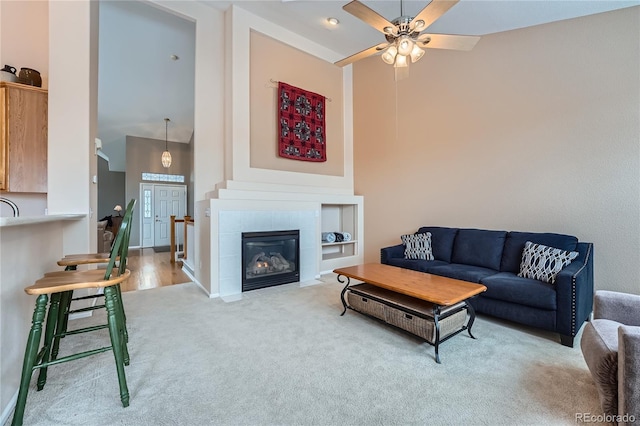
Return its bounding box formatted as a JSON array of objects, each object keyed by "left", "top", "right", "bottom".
[
  {"left": 384, "top": 258, "right": 448, "bottom": 273},
  {"left": 427, "top": 264, "right": 497, "bottom": 283},
  {"left": 450, "top": 229, "right": 507, "bottom": 271},
  {"left": 518, "top": 241, "right": 579, "bottom": 284},
  {"left": 417, "top": 227, "right": 458, "bottom": 263},
  {"left": 480, "top": 272, "right": 557, "bottom": 310},
  {"left": 401, "top": 233, "right": 434, "bottom": 260},
  {"left": 580, "top": 319, "right": 620, "bottom": 417},
  {"left": 501, "top": 231, "right": 578, "bottom": 273}
]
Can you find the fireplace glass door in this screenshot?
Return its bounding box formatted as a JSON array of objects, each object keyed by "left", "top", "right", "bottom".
[{"left": 241, "top": 230, "right": 300, "bottom": 291}]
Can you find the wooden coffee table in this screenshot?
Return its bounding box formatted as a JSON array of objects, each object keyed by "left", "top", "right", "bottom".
[{"left": 334, "top": 263, "right": 487, "bottom": 363}]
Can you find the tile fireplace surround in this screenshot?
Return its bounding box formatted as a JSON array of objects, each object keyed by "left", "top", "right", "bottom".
[
  {"left": 217, "top": 209, "right": 318, "bottom": 297},
  {"left": 204, "top": 186, "right": 363, "bottom": 299}
]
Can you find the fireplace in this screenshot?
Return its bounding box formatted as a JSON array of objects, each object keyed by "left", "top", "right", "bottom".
[{"left": 242, "top": 230, "right": 300, "bottom": 292}]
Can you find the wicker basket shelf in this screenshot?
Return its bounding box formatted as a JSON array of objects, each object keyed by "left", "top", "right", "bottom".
[{"left": 347, "top": 283, "right": 467, "bottom": 344}]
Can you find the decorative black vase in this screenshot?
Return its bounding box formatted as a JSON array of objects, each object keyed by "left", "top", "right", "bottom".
[{"left": 17, "top": 68, "right": 42, "bottom": 87}]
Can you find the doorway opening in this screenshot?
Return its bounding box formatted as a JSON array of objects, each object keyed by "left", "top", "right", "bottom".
[{"left": 140, "top": 183, "right": 187, "bottom": 249}]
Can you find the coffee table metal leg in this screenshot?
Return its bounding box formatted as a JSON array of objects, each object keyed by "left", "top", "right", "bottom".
[
  {"left": 433, "top": 305, "right": 441, "bottom": 364},
  {"left": 466, "top": 300, "right": 477, "bottom": 339},
  {"left": 337, "top": 275, "right": 351, "bottom": 316}
]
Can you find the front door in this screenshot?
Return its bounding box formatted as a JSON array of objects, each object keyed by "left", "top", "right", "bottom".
[{"left": 154, "top": 185, "right": 186, "bottom": 247}]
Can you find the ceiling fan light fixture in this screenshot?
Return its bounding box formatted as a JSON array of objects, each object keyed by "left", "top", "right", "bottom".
[
  {"left": 381, "top": 45, "right": 397, "bottom": 65},
  {"left": 410, "top": 44, "right": 425, "bottom": 63},
  {"left": 397, "top": 36, "right": 414, "bottom": 56},
  {"left": 394, "top": 54, "right": 408, "bottom": 68},
  {"left": 413, "top": 19, "right": 425, "bottom": 31},
  {"left": 335, "top": 0, "right": 480, "bottom": 79}
]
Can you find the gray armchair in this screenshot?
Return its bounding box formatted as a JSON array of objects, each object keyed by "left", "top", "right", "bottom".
[
  {"left": 97, "top": 220, "right": 114, "bottom": 253},
  {"left": 581, "top": 290, "right": 640, "bottom": 424}
]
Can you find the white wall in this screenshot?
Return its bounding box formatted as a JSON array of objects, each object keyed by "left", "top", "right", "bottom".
[
  {"left": 48, "top": 0, "right": 97, "bottom": 254},
  {"left": 0, "top": 0, "right": 49, "bottom": 89},
  {"left": 0, "top": 0, "right": 225, "bottom": 419},
  {"left": 225, "top": 6, "right": 354, "bottom": 192},
  {"left": 0, "top": 2, "right": 99, "bottom": 422},
  {"left": 151, "top": 1, "right": 224, "bottom": 288},
  {"left": 0, "top": 222, "right": 66, "bottom": 423},
  {"left": 354, "top": 7, "right": 640, "bottom": 295},
  {"left": 0, "top": 0, "right": 48, "bottom": 216}
]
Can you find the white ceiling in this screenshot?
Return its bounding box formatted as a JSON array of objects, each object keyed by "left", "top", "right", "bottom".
[
  {"left": 204, "top": 0, "right": 640, "bottom": 58},
  {"left": 98, "top": 0, "right": 196, "bottom": 172},
  {"left": 97, "top": 0, "right": 639, "bottom": 171}
]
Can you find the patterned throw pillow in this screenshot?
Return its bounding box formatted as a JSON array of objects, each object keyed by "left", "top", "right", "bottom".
[
  {"left": 518, "top": 241, "right": 579, "bottom": 284},
  {"left": 401, "top": 233, "right": 434, "bottom": 260}
]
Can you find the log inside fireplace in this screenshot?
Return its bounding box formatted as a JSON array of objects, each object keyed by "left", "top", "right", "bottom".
[{"left": 241, "top": 230, "right": 300, "bottom": 291}]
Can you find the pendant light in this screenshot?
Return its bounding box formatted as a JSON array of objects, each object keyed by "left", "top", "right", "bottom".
[{"left": 161, "top": 118, "right": 172, "bottom": 168}]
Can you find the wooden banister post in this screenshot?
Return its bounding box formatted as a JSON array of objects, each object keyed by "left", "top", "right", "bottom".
[
  {"left": 183, "top": 216, "right": 191, "bottom": 260},
  {"left": 170, "top": 215, "right": 176, "bottom": 264}
]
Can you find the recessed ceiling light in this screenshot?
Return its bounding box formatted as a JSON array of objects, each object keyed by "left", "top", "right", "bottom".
[
  {"left": 170, "top": 54, "right": 180, "bottom": 61},
  {"left": 327, "top": 17, "right": 339, "bottom": 26}
]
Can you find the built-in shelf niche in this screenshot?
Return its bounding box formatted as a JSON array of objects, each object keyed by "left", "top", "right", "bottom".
[{"left": 321, "top": 203, "right": 358, "bottom": 264}]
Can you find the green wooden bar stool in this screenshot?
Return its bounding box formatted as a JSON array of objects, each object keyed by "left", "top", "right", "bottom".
[
  {"left": 49, "top": 200, "right": 136, "bottom": 361},
  {"left": 11, "top": 204, "right": 135, "bottom": 426}
]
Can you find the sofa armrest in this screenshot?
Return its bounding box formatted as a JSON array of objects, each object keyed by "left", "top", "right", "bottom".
[
  {"left": 618, "top": 325, "right": 640, "bottom": 423},
  {"left": 555, "top": 242, "right": 594, "bottom": 341},
  {"left": 595, "top": 291, "right": 640, "bottom": 326},
  {"left": 381, "top": 244, "right": 404, "bottom": 264}
]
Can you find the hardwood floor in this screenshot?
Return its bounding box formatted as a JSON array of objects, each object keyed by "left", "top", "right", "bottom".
[{"left": 121, "top": 248, "right": 191, "bottom": 292}]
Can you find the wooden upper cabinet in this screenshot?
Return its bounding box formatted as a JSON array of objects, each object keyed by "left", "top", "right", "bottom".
[{"left": 0, "top": 82, "right": 48, "bottom": 193}]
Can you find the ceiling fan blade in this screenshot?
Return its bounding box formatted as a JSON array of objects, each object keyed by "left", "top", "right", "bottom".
[
  {"left": 411, "top": 0, "right": 459, "bottom": 32},
  {"left": 343, "top": 0, "right": 395, "bottom": 35},
  {"left": 335, "top": 43, "right": 389, "bottom": 67},
  {"left": 418, "top": 34, "right": 480, "bottom": 51}
]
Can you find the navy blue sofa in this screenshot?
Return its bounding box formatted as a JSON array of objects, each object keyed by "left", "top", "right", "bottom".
[{"left": 380, "top": 227, "right": 594, "bottom": 347}]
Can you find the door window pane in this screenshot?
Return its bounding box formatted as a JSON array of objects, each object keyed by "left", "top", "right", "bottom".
[{"left": 144, "top": 189, "right": 152, "bottom": 218}]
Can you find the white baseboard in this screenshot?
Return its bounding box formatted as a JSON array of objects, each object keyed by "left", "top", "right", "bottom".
[
  {"left": 181, "top": 265, "right": 196, "bottom": 283},
  {"left": 220, "top": 294, "right": 243, "bottom": 302},
  {"left": 181, "top": 265, "right": 214, "bottom": 298},
  {"left": 1, "top": 389, "right": 18, "bottom": 426},
  {"left": 299, "top": 279, "right": 323, "bottom": 288}
]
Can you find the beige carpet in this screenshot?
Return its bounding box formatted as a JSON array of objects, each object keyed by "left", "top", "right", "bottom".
[{"left": 11, "top": 276, "right": 604, "bottom": 425}]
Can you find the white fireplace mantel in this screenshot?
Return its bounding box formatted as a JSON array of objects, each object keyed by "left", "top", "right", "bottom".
[{"left": 202, "top": 190, "right": 363, "bottom": 299}]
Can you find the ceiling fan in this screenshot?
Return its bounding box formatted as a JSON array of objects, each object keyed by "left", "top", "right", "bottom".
[{"left": 335, "top": 0, "right": 480, "bottom": 79}]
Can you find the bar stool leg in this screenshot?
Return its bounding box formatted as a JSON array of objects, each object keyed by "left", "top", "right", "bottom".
[
  {"left": 36, "top": 293, "right": 61, "bottom": 390},
  {"left": 60, "top": 288, "right": 74, "bottom": 335},
  {"left": 51, "top": 290, "right": 72, "bottom": 360},
  {"left": 53, "top": 267, "right": 76, "bottom": 343},
  {"left": 115, "top": 284, "right": 128, "bottom": 343},
  {"left": 104, "top": 286, "right": 129, "bottom": 407},
  {"left": 12, "top": 294, "right": 48, "bottom": 426},
  {"left": 112, "top": 286, "right": 130, "bottom": 366}
]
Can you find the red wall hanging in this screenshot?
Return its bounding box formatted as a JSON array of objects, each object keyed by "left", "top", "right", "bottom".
[{"left": 277, "top": 81, "right": 326, "bottom": 162}]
